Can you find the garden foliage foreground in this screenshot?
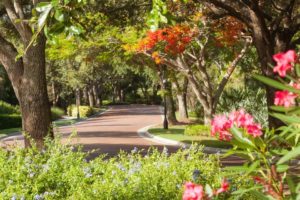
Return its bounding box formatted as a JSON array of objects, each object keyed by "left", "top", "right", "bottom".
[{"left": 0, "top": 138, "right": 253, "bottom": 200}]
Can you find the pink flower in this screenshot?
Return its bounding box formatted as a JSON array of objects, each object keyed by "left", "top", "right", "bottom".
[
  {"left": 211, "top": 115, "right": 230, "bottom": 136},
  {"left": 211, "top": 114, "right": 233, "bottom": 140},
  {"left": 273, "top": 50, "right": 297, "bottom": 77},
  {"left": 218, "top": 130, "right": 232, "bottom": 141},
  {"left": 290, "top": 81, "right": 300, "bottom": 90},
  {"left": 212, "top": 109, "right": 263, "bottom": 139},
  {"left": 274, "top": 90, "right": 297, "bottom": 107},
  {"left": 246, "top": 123, "right": 263, "bottom": 137},
  {"left": 235, "top": 110, "right": 254, "bottom": 127},
  {"left": 215, "top": 179, "right": 230, "bottom": 195},
  {"left": 183, "top": 182, "right": 204, "bottom": 200}
]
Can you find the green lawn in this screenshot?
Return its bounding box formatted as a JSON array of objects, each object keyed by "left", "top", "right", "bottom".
[
  {"left": 175, "top": 111, "right": 202, "bottom": 123},
  {"left": 148, "top": 125, "right": 232, "bottom": 149},
  {"left": 53, "top": 118, "right": 83, "bottom": 127},
  {"left": 0, "top": 128, "right": 21, "bottom": 137},
  {"left": 0, "top": 107, "right": 107, "bottom": 137}
]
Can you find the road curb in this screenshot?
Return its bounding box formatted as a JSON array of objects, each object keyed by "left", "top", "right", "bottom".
[{"left": 137, "top": 124, "right": 227, "bottom": 154}]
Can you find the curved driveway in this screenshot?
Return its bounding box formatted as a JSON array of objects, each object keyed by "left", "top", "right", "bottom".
[
  {"left": 1, "top": 105, "right": 243, "bottom": 165},
  {"left": 59, "top": 104, "right": 178, "bottom": 157},
  {"left": 2, "top": 105, "right": 178, "bottom": 158}
]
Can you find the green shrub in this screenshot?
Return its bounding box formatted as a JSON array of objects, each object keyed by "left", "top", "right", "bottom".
[
  {"left": 67, "top": 105, "right": 94, "bottom": 118},
  {"left": 0, "top": 141, "right": 254, "bottom": 199},
  {"left": 0, "top": 101, "right": 20, "bottom": 114},
  {"left": 67, "top": 105, "right": 74, "bottom": 116},
  {"left": 0, "top": 114, "right": 22, "bottom": 129},
  {"left": 102, "top": 100, "right": 112, "bottom": 106},
  {"left": 184, "top": 124, "right": 211, "bottom": 137},
  {"left": 51, "top": 107, "right": 65, "bottom": 121}
]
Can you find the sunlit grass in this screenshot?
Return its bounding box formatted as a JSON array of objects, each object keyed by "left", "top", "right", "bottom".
[
  {"left": 0, "top": 128, "right": 21, "bottom": 137},
  {"left": 149, "top": 125, "right": 232, "bottom": 149}
]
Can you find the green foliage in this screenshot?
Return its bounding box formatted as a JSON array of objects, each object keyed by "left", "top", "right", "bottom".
[
  {"left": 184, "top": 124, "right": 210, "bottom": 137},
  {"left": 102, "top": 100, "right": 112, "bottom": 106},
  {"left": 0, "top": 101, "right": 20, "bottom": 115},
  {"left": 0, "top": 141, "right": 253, "bottom": 199},
  {"left": 215, "top": 56, "right": 300, "bottom": 199},
  {"left": 0, "top": 114, "right": 22, "bottom": 129},
  {"left": 67, "top": 105, "right": 94, "bottom": 118},
  {"left": 0, "top": 101, "right": 21, "bottom": 129},
  {"left": 51, "top": 107, "right": 65, "bottom": 121},
  {"left": 217, "top": 88, "right": 268, "bottom": 127}
]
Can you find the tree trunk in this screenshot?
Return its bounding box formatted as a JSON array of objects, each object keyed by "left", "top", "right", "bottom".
[
  {"left": 152, "top": 84, "right": 158, "bottom": 104},
  {"left": 187, "top": 73, "right": 213, "bottom": 125},
  {"left": 19, "top": 37, "right": 52, "bottom": 148},
  {"left": 249, "top": 13, "right": 285, "bottom": 128},
  {"left": 117, "top": 88, "right": 122, "bottom": 102},
  {"left": 51, "top": 82, "right": 58, "bottom": 106},
  {"left": 121, "top": 89, "right": 125, "bottom": 102},
  {"left": 92, "top": 84, "right": 100, "bottom": 107},
  {"left": 88, "top": 87, "right": 94, "bottom": 107},
  {"left": 75, "top": 88, "right": 81, "bottom": 119},
  {"left": 0, "top": 0, "right": 54, "bottom": 148},
  {"left": 166, "top": 82, "right": 178, "bottom": 124},
  {"left": 83, "top": 87, "right": 88, "bottom": 105},
  {"left": 203, "top": 108, "right": 213, "bottom": 125},
  {"left": 177, "top": 94, "right": 188, "bottom": 121},
  {"left": 175, "top": 77, "right": 189, "bottom": 121}
]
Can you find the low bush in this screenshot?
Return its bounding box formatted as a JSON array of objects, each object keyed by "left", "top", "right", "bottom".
[
  {"left": 0, "top": 140, "right": 254, "bottom": 199},
  {"left": 0, "top": 101, "right": 20, "bottom": 114},
  {"left": 0, "top": 114, "right": 22, "bottom": 129},
  {"left": 51, "top": 107, "right": 65, "bottom": 121},
  {"left": 184, "top": 124, "right": 210, "bottom": 137},
  {"left": 102, "top": 100, "right": 112, "bottom": 106},
  {"left": 67, "top": 105, "right": 94, "bottom": 118}
]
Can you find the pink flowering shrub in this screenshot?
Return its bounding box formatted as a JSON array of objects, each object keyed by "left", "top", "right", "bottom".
[
  {"left": 183, "top": 182, "right": 204, "bottom": 200},
  {"left": 211, "top": 109, "right": 262, "bottom": 140},
  {"left": 273, "top": 50, "right": 297, "bottom": 77},
  {"left": 182, "top": 179, "right": 230, "bottom": 200},
  {"left": 183, "top": 50, "right": 300, "bottom": 199},
  {"left": 272, "top": 50, "right": 299, "bottom": 108}
]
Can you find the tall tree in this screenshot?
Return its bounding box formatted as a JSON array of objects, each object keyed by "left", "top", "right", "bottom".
[
  {"left": 196, "top": 0, "right": 300, "bottom": 127},
  {"left": 134, "top": 23, "right": 250, "bottom": 124},
  {"left": 0, "top": 1, "right": 52, "bottom": 148}
]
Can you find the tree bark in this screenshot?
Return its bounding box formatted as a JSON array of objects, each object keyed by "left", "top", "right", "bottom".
[
  {"left": 51, "top": 82, "right": 58, "bottom": 106},
  {"left": 83, "top": 87, "right": 88, "bottom": 105},
  {"left": 21, "top": 38, "right": 52, "bottom": 148},
  {"left": 75, "top": 88, "right": 81, "bottom": 119},
  {"left": 173, "top": 77, "right": 189, "bottom": 121},
  {"left": 92, "top": 84, "right": 100, "bottom": 107},
  {"left": 88, "top": 87, "right": 94, "bottom": 107},
  {"left": 166, "top": 82, "right": 178, "bottom": 124},
  {"left": 249, "top": 12, "right": 285, "bottom": 128}
]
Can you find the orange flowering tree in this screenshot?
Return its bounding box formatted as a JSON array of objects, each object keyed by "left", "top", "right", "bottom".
[{"left": 133, "top": 20, "right": 250, "bottom": 124}]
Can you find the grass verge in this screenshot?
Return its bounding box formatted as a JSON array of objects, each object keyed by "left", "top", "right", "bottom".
[
  {"left": 148, "top": 125, "right": 232, "bottom": 149},
  {"left": 0, "top": 107, "right": 107, "bottom": 137},
  {"left": 0, "top": 128, "right": 21, "bottom": 137}
]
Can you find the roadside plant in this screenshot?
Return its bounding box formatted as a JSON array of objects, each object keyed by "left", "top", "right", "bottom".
[
  {"left": 185, "top": 50, "right": 300, "bottom": 200},
  {"left": 0, "top": 136, "right": 254, "bottom": 199}
]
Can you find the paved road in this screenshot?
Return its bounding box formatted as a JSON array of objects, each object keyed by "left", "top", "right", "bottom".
[
  {"left": 1, "top": 104, "right": 243, "bottom": 165},
  {"left": 60, "top": 104, "right": 179, "bottom": 158},
  {"left": 1, "top": 105, "right": 179, "bottom": 158}
]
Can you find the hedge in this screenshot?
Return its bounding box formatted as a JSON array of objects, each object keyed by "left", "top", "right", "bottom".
[
  {"left": 0, "top": 114, "right": 22, "bottom": 129},
  {"left": 67, "top": 105, "right": 94, "bottom": 118},
  {"left": 0, "top": 101, "right": 20, "bottom": 114},
  {"left": 51, "top": 107, "right": 65, "bottom": 121}
]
